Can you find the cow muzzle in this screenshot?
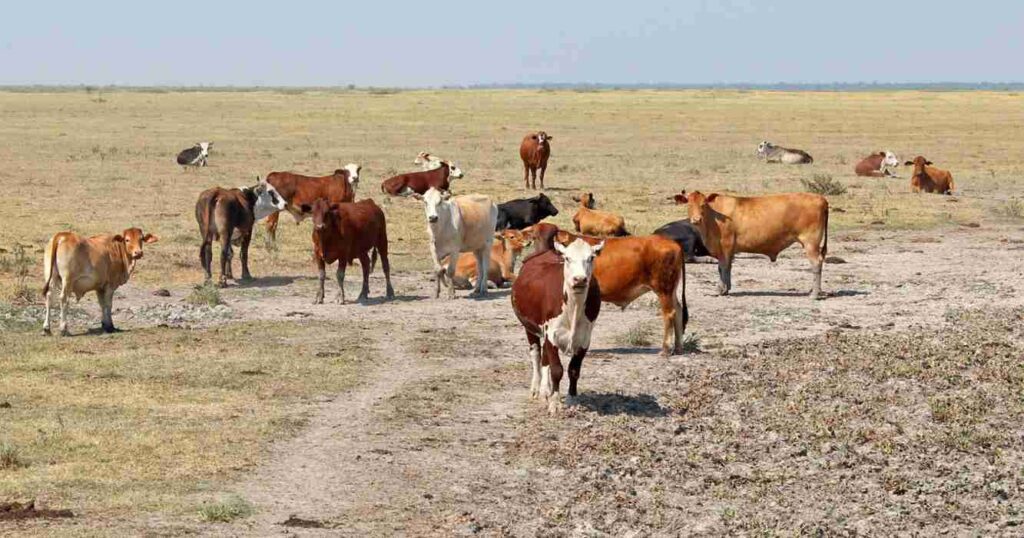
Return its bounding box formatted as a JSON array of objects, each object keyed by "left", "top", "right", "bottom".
[
  {"left": 428, "top": 215, "right": 438, "bottom": 223},
  {"left": 132, "top": 252, "right": 144, "bottom": 260},
  {"left": 571, "top": 277, "right": 588, "bottom": 291}
]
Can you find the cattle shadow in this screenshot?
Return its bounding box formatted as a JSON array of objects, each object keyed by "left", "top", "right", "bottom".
[
  {"left": 591, "top": 347, "right": 663, "bottom": 356},
  {"left": 234, "top": 276, "right": 299, "bottom": 289},
  {"left": 727, "top": 289, "right": 869, "bottom": 298},
  {"left": 359, "top": 294, "right": 424, "bottom": 305},
  {"left": 573, "top": 392, "right": 668, "bottom": 417}
]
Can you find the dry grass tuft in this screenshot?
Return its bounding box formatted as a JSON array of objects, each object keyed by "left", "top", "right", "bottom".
[
  {"left": 198, "top": 494, "right": 254, "bottom": 523},
  {"left": 801, "top": 174, "right": 847, "bottom": 196},
  {"left": 0, "top": 441, "right": 27, "bottom": 470},
  {"left": 187, "top": 281, "right": 223, "bottom": 306}
]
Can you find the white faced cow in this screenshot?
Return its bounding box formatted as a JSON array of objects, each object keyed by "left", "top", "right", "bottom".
[
  {"left": 177, "top": 142, "right": 212, "bottom": 170},
  {"left": 413, "top": 187, "right": 498, "bottom": 299},
  {"left": 413, "top": 151, "right": 444, "bottom": 170}
]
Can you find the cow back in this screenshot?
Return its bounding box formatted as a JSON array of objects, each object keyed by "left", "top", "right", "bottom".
[{"left": 267, "top": 171, "right": 355, "bottom": 206}]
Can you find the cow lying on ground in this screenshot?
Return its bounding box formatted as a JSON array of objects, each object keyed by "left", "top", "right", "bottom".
[
  {"left": 905, "top": 156, "right": 955, "bottom": 194},
  {"left": 264, "top": 165, "right": 360, "bottom": 242},
  {"left": 572, "top": 192, "right": 628, "bottom": 236},
  {"left": 520, "top": 131, "right": 552, "bottom": 189},
  {"left": 533, "top": 223, "right": 688, "bottom": 357},
  {"left": 195, "top": 180, "right": 286, "bottom": 286},
  {"left": 413, "top": 151, "right": 443, "bottom": 170},
  {"left": 305, "top": 198, "right": 394, "bottom": 305},
  {"left": 854, "top": 151, "right": 901, "bottom": 177},
  {"left": 177, "top": 142, "right": 212, "bottom": 169},
  {"left": 443, "top": 229, "right": 532, "bottom": 289},
  {"left": 677, "top": 190, "right": 829, "bottom": 298},
  {"left": 652, "top": 218, "right": 713, "bottom": 262},
  {"left": 42, "top": 228, "right": 159, "bottom": 335},
  {"left": 757, "top": 141, "right": 813, "bottom": 164},
  {"left": 413, "top": 188, "right": 498, "bottom": 298},
  {"left": 512, "top": 236, "right": 603, "bottom": 414},
  {"left": 381, "top": 161, "right": 464, "bottom": 196},
  {"left": 496, "top": 193, "right": 559, "bottom": 230}
]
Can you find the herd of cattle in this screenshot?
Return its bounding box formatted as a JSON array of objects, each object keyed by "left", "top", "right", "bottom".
[{"left": 38, "top": 135, "right": 958, "bottom": 413}]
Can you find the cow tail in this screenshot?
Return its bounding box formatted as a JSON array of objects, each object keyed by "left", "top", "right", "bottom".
[
  {"left": 677, "top": 253, "right": 689, "bottom": 330},
  {"left": 820, "top": 204, "right": 829, "bottom": 260},
  {"left": 41, "top": 234, "right": 60, "bottom": 296},
  {"left": 370, "top": 247, "right": 378, "bottom": 274}
]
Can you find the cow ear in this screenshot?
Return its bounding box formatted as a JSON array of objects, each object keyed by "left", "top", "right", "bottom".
[
  {"left": 672, "top": 194, "right": 687, "bottom": 205},
  {"left": 143, "top": 233, "right": 159, "bottom": 244},
  {"left": 592, "top": 241, "right": 605, "bottom": 255},
  {"left": 552, "top": 241, "right": 567, "bottom": 255},
  {"left": 706, "top": 194, "right": 719, "bottom": 203},
  {"left": 570, "top": 194, "right": 580, "bottom": 202},
  {"left": 113, "top": 235, "right": 124, "bottom": 243},
  {"left": 925, "top": 160, "right": 933, "bottom": 166},
  {"left": 441, "top": 191, "right": 452, "bottom": 200},
  {"left": 546, "top": 135, "right": 553, "bottom": 140},
  {"left": 904, "top": 161, "right": 913, "bottom": 166},
  {"left": 299, "top": 204, "right": 312, "bottom": 214}
]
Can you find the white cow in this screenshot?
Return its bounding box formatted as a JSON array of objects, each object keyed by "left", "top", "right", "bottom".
[
  {"left": 413, "top": 187, "right": 498, "bottom": 299},
  {"left": 177, "top": 142, "right": 212, "bottom": 169},
  {"left": 413, "top": 151, "right": 444, "bottom": 171}
]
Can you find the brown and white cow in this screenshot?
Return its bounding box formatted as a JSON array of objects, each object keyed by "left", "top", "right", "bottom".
[
  {"left": 571, "top": 192, "right": 628, "bottom": 237},
  {"left": 520, "top": 131, "right": 552, "bottom": 190},
  {"left": 381, "top": 161, "right": 464, "bottom": 196},
  {"left": 512, "top": 237, "right": 604, "bottom": 414},
  {"left": 443, "top": 229, "right": 532, "bottom": 289},
  {"left": 263, "top": 165, "right": 360, "bottom": 242},
  {"left": 854, "top": 151, "right": 901, "bottom": 177},
  {"left": 676, "top": 190, "right": 829, "bottom": 298},
  {"left": 305, "top": 198, "right": 394, "bottom": 305},
  {"left": 42, "top": 228, "right": 159, "bottom": 335},
  {"left": 413, "top": 188, "right": 498, "bottom": 299},
  {"left": 904, "top": 156, "right": 955, "bottom": 194},
  {"left": 195, "top": 180, "right": 286, "bottom": 286}
]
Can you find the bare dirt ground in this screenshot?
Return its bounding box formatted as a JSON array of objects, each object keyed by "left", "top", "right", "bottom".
[{"left": 15, "top": 222, "right": 1021, "bottom": 536}]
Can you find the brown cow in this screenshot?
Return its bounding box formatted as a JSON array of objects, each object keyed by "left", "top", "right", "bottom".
[
  {"left": 677, "top": 190, "right": 829, "bottom": 298},
  {"left": 904, "top": 156, "right": 955, "bottom": 194},
  {"left": 42, "top": 228, "right": 159, "bottom": 335},
  {"left": 380, "top": 161, "right": 464, "bottom": 196},
  {"left": 572, "top": 192, "right": 628, "bottom": 237},
  {"left": 305, "top": 198, "right": 394, "bottom": 305},
  {"left": 443, "top": 229, "right": 532, "bottom": 289},
  {"left": 520, "top": 131, "right": 552, "bottom": 190},
  {"left": 512, "top": 237, "right": 603, "bottom": 414},
  {"left": 854, "top": 150, "right": 900, "bottom": 177},
  {"left": 195, "top": 181, "right": 286, "bottom": 286},
  {"left": 264, "top": 164, "right": 360, "bottom": 242}
]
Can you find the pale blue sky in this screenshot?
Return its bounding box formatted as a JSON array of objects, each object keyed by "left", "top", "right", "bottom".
[{"left": 1, "top": 1, "right": 1021, "bottom": 86}]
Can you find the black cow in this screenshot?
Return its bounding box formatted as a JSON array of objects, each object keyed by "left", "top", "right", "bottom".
[
  {"left": 653, "top": 219, "right": 712, "bottom": 262},
  {"left": 496, "top": 193, "right": 559, "bottom": 230}
]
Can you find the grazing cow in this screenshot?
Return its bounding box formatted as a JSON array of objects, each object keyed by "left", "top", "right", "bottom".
[
  {"left": 444, "top": 229, "right": 532, "bottom": 289},
  {"left": 572, "top": 192, "right": 628, "bottom": 237},
  {"left": 413, "top": 151, "right": 443, "bottom": 170},
  {"left": 677, "top": 190, "right": 829, "bottom": 298},
  {"left": 512, "top": 237, "right": 604, "bottom": 413},
  {"left": 42, "top": 228, "right": 159, "bottom": 335},
  {"left": 496, "top": 193, "right": 559, "bottom": 230},
  {"left": 520, "top": 131, "right": 552, "bottom": 189},
  {"left": 195, "top": 180, "right": 287, "bottom": 286},
  {"left": 413, "top": 188, "right": 498, "bottom": 298},
  {"left": 652, "top": 219, "right": 712, "bottom": 262},
  {"left": 904, "top": 156, "right": 955, "bottom": 194},
  {"left": 304, "top": 198, "right": 394, "bottom": 305},
  {"left": 263, "top": 164, "right": 361, "bottom": 242},
  {"left": 854, "top": 150, "right": 901, "bottom": 177},
  {"left": 176, "top": 142, "right": 212, "bottom": 169},
  {"left": 757, "top": 141, "right": 813, "bottom": 164},
  {"left": 381, "top": 161, "right": 464, "bottom": 196}
]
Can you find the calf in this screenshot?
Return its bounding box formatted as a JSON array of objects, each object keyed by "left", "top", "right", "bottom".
[
  {"left": 652, "top": 219, "right": 712, "bottom": 262},
  {"left": 305, "top": 198, "right": 394, "bottom": 305},
  {"left": 904, "top": 156, "right": 955, "bottom": 194},
  {"left": 195, "top": 180, "right": 286, "bottom": 286},
  {"left": 413, "top": 151, "right": 443, "bottom": 170},
  {"left": 496, "top": 193, "right": 559, "bottom": 230},
  {"left": 520, "top": 131, "right": 552, "bottom": 189},
  {"left": 413, "top": 188, "right": 498, "bottom": 298},
  {"left": 176, "top": 142, "right": 212, "bottom": 169},
  {"left": 855, "top": 150, "right": 901, "bottom": 177},
  {"left": 42, "top": 228, "right": 159, "bottom": 335},
  {"left": 757, "top": 141, "right": 813, "bottom": 164},
  {"left": 264, "top": 164, "right": 360, "bottom": 242},
  {"left": 677, "top": 190, "right": 829, "bottom": 298},
  {"left": 381, "top": 161, "right": 464, "bottom": 196},
  {"left": 444, "top": 229, "right": 532, "bottom": 289},
  {"left": 512, "top": 237, "right": 603, "bottom": 414},
  {"left": 572, "top": 192, "right": 628, "bottom": 237}
]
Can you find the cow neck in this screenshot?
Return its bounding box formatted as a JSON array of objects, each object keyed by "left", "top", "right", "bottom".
[
  {"left": 111, "top": 239, "right": 135, "bottom": 284},
  {"left": 561, "top": 283, "right": 589, "bottom": 353}
]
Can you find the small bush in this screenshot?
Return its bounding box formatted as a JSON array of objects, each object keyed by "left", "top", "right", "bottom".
[
  {"left": 680, "top": 333, "right": 701, "bottom": 353},
  {"left": 187, "top": 282, "right": 223, "bottom": 307},
  {"left": 621, "top": 324, "right": 652, "bottom": 347},
  {"left": 997, "top": 198, "right": 1023, "bottom": 219},
  {"left": 801, "top": 174, "right": 848, "bottom": 196},
  {"left": 198, "top": 494, "right": 253, "bottom": 523},
  {"left": 2, "top": 245, "right": 37, "bottom": 305},
  {"left": 0, "top": 441, "right": 26, "bottom": 470}
]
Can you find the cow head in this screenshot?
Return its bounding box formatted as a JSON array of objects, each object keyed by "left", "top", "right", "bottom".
[
  {"left": 553, "top": 238, "right": 603, "bottom": 294},
  {"left": 443, "top": 160, "right": 464, "bottom": 179},
  {"left": 499, "top": 229, "right": 532, "bottom": 253},
  {"left": 116, "top": 228, "right": 159, "bottom": 261},
  {"left": 671, "top": 190, "right": 688, "bottom": 205},
  {"left": 197, "top": 141, "right": 212, "bottom": 156},
  {"left": 571, "top": 192, "right": 596, "bottom": 209},
  {"left": 412, "top": 187, "right": 452, "bottom": 225},
  {"left": 342, "top": 163, "right": 361, "bottom": 187},
  {"left": 302, "top": 198, "right": 339, "bottom": 231},
  {"left": 534, "top": 131, "right": 552, "bottom": 145},
  {"left": 683, "top": 191, "right": 718, "bottom": 226},
  {"left": 249, "top": 177, "right": 287, "bottom": 221},
  {"left": 882, "top": 151, "right": 900, "bottom": 169},
  {"left": 414, "top": 151, "right": 431, "bottom": 166},
  {"left": 535, "top": 193, "right": 559, "bottom": 217},
  {"left": 756, "top": 140, "right": 772, "bottom": 158},
  {"left": 904, "top": 156, "right": 932, "bottom": 172}
]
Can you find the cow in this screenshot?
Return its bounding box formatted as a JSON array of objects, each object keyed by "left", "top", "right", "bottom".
[
  {"left": 757, "top": 141, "right": 813, "bottom": 164},
  {"left": 41, "top": 228, "right": 159, "bottom": 336},
  {"left": 854, "top": 150, "right": 901, "bottom": 177},
  {"left": 195, "top": 179, "right": 287, "bottom": 286},
  {"left": 381, "top": 161, "right": 464, "bottom": 196},
  {"left": 512, "top": 237, "right": 604, "bottom": 414},
  {"left": 412, "top": 188, "right": 498, "bottom": 299},
  {"left": 677, "top": 190, "right": 829, "bottom": 298},
  {"left": 904, "top": 156, "right": 955, "bottom": 194},
  {"left": 443, "top": 229, "right": 532, "bottom": 289},
  {"left": 496, "top": 193, "right": 559, "bottom": 230},
  {"left": 572, "top": 192, "right": 628, "bottom": 237},
  {"left": 413, "top": 151, "right": 443, "bottom": 170},
  {"left": 263, "top": 164, "right": 361, "bottom": 242},
  {"left": 520, "top": 131, "right": 552, "bottom": 190},
  {"left": 304, "top": 198, "right": 394, "bottom": 305},
  {"left": 176, "top": 142, "right": 212, "bottom": 169},
  {"left": 652, "top": 219, "right": 713, "bottom": 262}
]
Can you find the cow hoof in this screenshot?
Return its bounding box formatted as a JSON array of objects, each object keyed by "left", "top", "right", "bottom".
[
  {"left": 659, "top": 349, "right": 672, "bottom": 358},
  {"left": 313, "top": 297, "right": 324, "bottom": 305},
  {"left": 356, "top": 294, "right": 368, "bottom": 303},
  {"left": 102, "top": 325, "right": 116, "bottom": 334},
  {"left": 42, "top": 327, "right": 52, "bottom": 336}
]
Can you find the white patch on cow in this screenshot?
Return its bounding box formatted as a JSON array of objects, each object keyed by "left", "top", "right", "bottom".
[
  {"left": 445, "top": 161, "right": 464, "bottom": 179},
  {"left": 344, "top": 163, "right": 360, "bottom": 186},
  {"left": 881, "top": 151, "right": 900, "bottom": 176},
  {"left": 757, "top": 140, "right": 771, "bottom": 158},
  {"left": 529, "top": 343, "right": 541, "bottom": 399},
  {"left": 252, "top": 182, "right": 287, "bottom": 221}
]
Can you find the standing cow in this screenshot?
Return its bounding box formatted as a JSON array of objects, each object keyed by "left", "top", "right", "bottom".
[
  {"left": 304, "top": 198, "right": 394, "bottom": 305},
  {"left": 195, "top": 180, "right": 286, "bottom": 286},
  {"left": 413, "top": 188, "right": 498, "bottom": 299},
  {"left": 496, "top": 193, "right": 559, "bottom": 230},
  {"left": 381, "top": 161, "right": 464, "bottom": 196},
  {"left": 263, "top": 165, "right": 360, "bottom": 242},
  {"left": 757, "top": 141, "right": 813, "bottom": 164},
  {"left": 520, "top": 131, "right": 552, "bottom": 190},
  {"left": 177, "top": 142, "right": 212, "bottom": 169},
  {"left": 854, "top": 150, "right": 901, "bottom": 177}
]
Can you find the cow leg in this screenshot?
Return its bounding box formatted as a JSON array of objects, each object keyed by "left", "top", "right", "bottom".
[
  {"left": 469, "top": 249, "right": 488, "bottom": 297},
  {"left": 543, "top": 341, "right": 564, "bottom": 414},
  {"left": 239, "top": 231, "right": 253, "bottom": 281},
  {"left": 42, "top": 276, "right": 55, "bottom": 335},
  {"left": 444, "top": 255, "right": 458, "bottom": 300},
  {"left": 265, "top": 212, "right": 280, "bottom": 244},
  {"left": 528, "top": 338, "right": 542, "bottom": 399},
  {"left": 379, "top": 249, "right": 395, "bottom": 300},
  {"left": 530, "top": 167, "right": 538, "bottom": 190},
  {"left": 539, "top": 164, "right": 546, "bottom": 190},
  {"left": 334, "top": 262, "right": 348, "bottom": 304},
  {"left": 674, "top": 275, "right": 689, "bottom": 354},
  {"left": 356, "top": 253, "right": 371, "bottom": 303},
  {"left": 58, "top": 278, "right": 71, "bottom": 336},
  {"left": 716, "top": 256, "right": 733, "bottom": 295},
  {"left": 658, "top": 292, "right": 677, "bottom": 357},
  {"left": 199, "top": 240, "right": 213, "bottom": 281},
  {"left": 99, "top": 287, "right": 116, "bottom": 333},
  {"left": 803, "top": 241, "right": 825, "bottom": 299},
  {"left": 523, "top": 164, "right": 530, "bottom": 190},
  {"left": 314, "top": 257, "right": 327, "bottom": 305},
  {"left": 217, "top": 229, "right": 232, "bottom": 287},
  {"left": 566, "top": 348, "right": 586, "bottom": 399}
]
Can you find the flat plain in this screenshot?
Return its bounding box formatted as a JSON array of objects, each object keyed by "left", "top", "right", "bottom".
[{"left": 1, "top": 89, "right": 1023, "bottom": 536}]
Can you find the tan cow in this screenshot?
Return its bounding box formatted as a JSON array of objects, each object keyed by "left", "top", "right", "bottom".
[
  {"left": 904, "top": 156, "right": 955, "bottom": 194},
  {"left": 444, "top": 229, "right": 532, "bottom": 289},
  {"left": 571, "top": 192, "right": 628, "bottom": 237},
  {"left": 413, "top": 187, "right": 499, "bottom": 298},
  {"left": 42, "top": 228, "right": 159, "bottom": 335},
  {"left": 676, "top": 190, "right": 828, "bottom": 298}
]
